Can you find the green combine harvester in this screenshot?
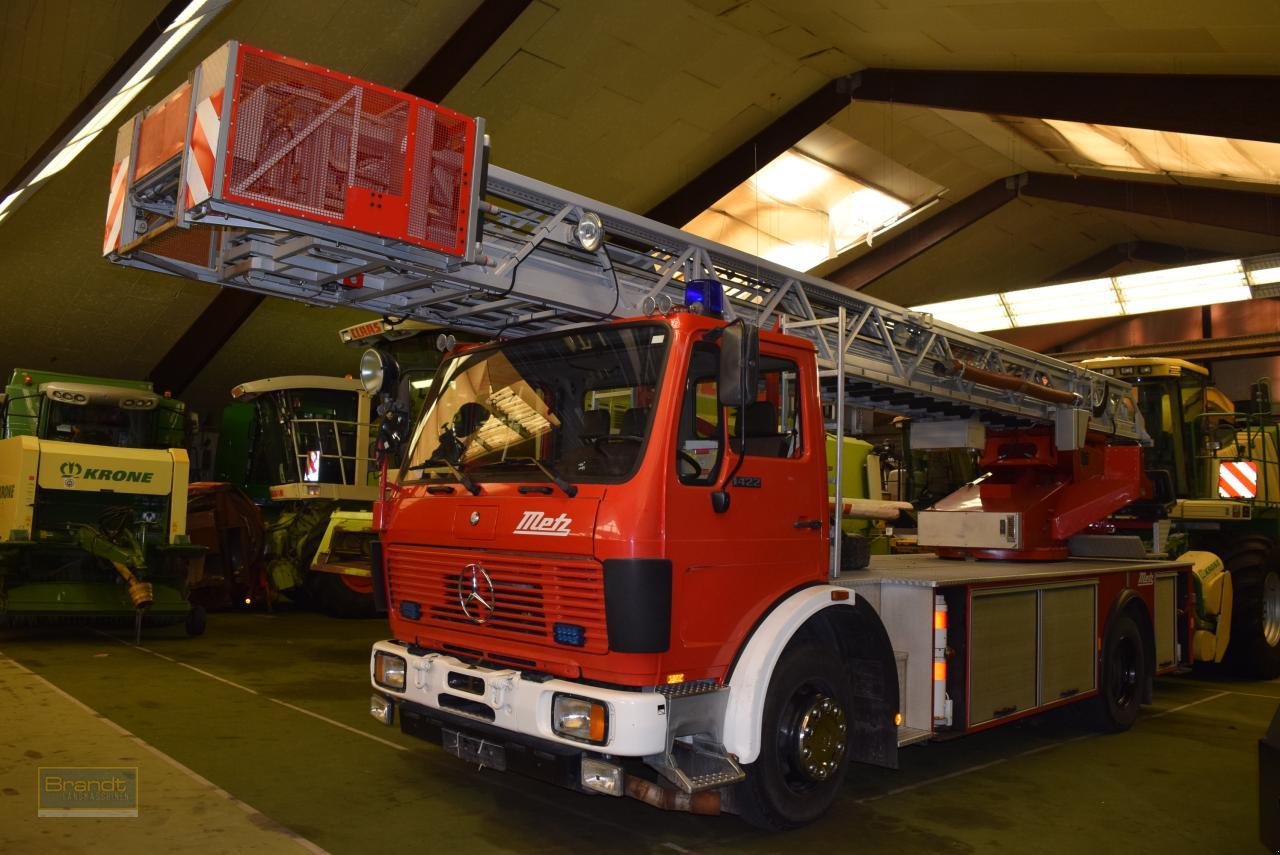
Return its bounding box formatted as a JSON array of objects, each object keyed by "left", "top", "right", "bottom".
[
  {"left": 204, "top": 318, "right": 452, "bottom": 618},
  {"left": 212, "top": 374, "right": 380, "bottom": 617},
  {"left": 0, "top": 368, "right": 206, "bottom": 636}
]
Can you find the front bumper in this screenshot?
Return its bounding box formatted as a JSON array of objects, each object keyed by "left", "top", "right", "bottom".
[{"left": 369, "top": 640, "right": 667, "bottom": 757}]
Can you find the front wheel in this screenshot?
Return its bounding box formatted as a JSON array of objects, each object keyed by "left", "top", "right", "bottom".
[
  {"left": 734, "top": 643, "right": 853, "bottom": 830},
  {"left": 1092, "top": 612, "right": 1143, "bottom": 732}
]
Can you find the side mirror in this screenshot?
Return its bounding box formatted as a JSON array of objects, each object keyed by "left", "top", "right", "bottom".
[{"left": 718, "top": 321, "right": 759, "bottom": 409}]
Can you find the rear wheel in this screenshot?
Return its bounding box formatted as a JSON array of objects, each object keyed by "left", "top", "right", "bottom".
[
  {"left": 734, "top": 643, "right": 853, "bottom": 830},
  {"left": 319, "top": 573, "right": 377, "bottom": 619},
  {"left": 1222, "top": 536, "right": 1280, "bottom": 679},
  {"left": 1092, "top": 612, "right": 1143, "bottom": 732}
]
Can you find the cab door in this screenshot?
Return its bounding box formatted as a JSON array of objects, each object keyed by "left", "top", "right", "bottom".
[{"left": 665, "top": 340, "right": 827, "bottom": 674}]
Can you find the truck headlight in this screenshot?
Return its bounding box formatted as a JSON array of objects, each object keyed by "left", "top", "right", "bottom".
[
  {"left": 552, "top": 693, "right": 608, "bottom": 744},
  {"left": 373, "top": 651, "right": 406, "bottom": 691}
]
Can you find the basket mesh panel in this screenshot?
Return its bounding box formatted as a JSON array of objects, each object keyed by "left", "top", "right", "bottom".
[
  {"left": 141, "top": 225, "right": 215, "bottom": 267},
  {"left": 409, "top": 105, "right": 470, "bottom": 248},
  {"left": 224, "top": 49, "right": 469, "bottom": 255}
]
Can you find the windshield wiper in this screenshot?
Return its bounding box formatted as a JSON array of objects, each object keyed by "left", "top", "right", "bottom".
[
  {"left": 473, "top": 456, "right": 578, "bottom": 498},
  {"left": 405, "top": 455, "right": 481, "bottom": 496}
]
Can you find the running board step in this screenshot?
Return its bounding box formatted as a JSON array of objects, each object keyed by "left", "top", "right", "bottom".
[{"left": 647, "top": 738, "right": 746, "bottom": 793}]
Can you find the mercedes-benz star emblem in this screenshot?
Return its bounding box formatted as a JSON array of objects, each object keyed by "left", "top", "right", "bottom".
[
  {"left": 469, "top": 511, "right": 480, "bottom": 526},
  {"left": 457, "top": 563, "right": 495, "bottom": 624}
]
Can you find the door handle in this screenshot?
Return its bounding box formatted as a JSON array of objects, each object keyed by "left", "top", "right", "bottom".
[{"left": 793, "top": 519, "right": 822, "bottom": 530}]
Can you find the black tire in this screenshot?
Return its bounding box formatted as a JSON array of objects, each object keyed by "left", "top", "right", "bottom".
[
  {"left": 184, "top": 604, "right": 207, "bottom": 637},
  {"left": 1220, "top": 536, "right": 1280, "bottom": 679},
  {"left": 319, "top": 573, "right": 377, "bottom": 619},
  {"left": 734, "top": 643, "right": 853, "bottom": 830},
  {"left": 1092, "top": 612, "right": 1144, "bottom": 732},
  {"left": 840, "top": 533, "right": 871, "bottom": 572}
]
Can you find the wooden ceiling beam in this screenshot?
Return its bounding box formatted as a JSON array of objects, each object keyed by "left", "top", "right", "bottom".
[
  {"left": 1021, "top": 172, "right": 1280, "bottom": 236},
  {"left": 1044, "top": 240, "right": 1228, "bottom": 282},
  {"left": 848, "top": 68, "right": 1280, "bottom": 144}
]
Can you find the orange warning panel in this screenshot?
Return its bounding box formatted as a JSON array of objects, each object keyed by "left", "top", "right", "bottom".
[
  {"left": 1218, "top": 460, "right": 1258, "bottom": 498},
  {"left": 133, "top": 82, "right": 192, "bottom": 181}
]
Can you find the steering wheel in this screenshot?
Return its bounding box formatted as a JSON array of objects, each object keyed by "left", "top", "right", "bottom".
[{"left": 676, "top": 449, "right": 702, "bottom": 478}]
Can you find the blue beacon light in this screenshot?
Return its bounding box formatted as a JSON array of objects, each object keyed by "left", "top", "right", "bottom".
[{"left": 684, "top": 278, "right": 725, "bottom": 318}]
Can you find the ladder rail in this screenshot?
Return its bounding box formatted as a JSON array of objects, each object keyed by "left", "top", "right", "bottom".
[{"left": 99, "top": 49, "right": 1136, "bottom": 437}]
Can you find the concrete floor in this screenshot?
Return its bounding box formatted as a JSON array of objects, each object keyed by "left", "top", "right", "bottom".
[{"left": 0, "top": 612, "right": 1274, "bottom": 854}]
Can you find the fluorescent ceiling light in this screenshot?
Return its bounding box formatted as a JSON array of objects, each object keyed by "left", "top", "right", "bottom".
[
  {"left": 119, "top": 17, "right": 204, "bottom": 93},
  {"left": 30, "top": 132, "right": 102, "bottom": 185},
  {"left": 1115, "top": 259, "right": 1250, "bottom": 314},
  {"left": 1246, "top": 262, "right": 1280, "bottom": 287},
  {"left": 684, "top": 148, "right": 913, "bottom": 273},
  {"left": 0, "top": 0, "right": 229, "bottom": 224},
  {"left": 1002, "top": 278, "right": 1119, "bottom": 327},
  {"left": 912, "top": 254, "right": 1280, "bottom": 332},
  {"left": 913, "top": 294, "right": 1012, "bottom": 332},
  {"left": 169, "top": 0, "right": 218, "bottom": 29}
]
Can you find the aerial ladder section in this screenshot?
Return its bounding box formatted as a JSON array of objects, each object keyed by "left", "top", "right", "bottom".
[{"left": 105, "top": 41, "right": 1146, "bottom": 559}]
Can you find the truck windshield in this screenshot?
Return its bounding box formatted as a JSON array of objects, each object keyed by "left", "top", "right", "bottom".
[
  {"left": 43, "top": 400, "right": 156, "bottom": 447},
  {"left": 403, "top": 324, "right": 669, "bottom": 485}
]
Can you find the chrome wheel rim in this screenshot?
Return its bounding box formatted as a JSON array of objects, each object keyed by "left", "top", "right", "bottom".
[{"left": 794, "top": 695, "right": 847, "bottom": 781}]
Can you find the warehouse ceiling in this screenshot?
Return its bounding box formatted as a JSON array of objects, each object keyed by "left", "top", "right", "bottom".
[{"left": 2, "top": 0, "right": 1279, "bottom": 418}]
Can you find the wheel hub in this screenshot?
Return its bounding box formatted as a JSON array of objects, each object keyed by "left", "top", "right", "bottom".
[
  {"left": 795, "top": 694, "right": 847, "bottom": 781},
  {"left": 1110, "top": 636, "right": 1139, "bottom": 706},
  {"left": 1264, "top": 571, "right": 1280, "bottom": 648}
]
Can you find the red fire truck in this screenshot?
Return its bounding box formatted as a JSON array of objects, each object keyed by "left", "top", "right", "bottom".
[{"left": 108, "top": 42, "right": 1202, "bottom": 829}]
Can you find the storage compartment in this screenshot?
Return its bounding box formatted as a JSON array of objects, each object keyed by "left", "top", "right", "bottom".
[
  {"left": 969, "top": 589, "right": 1037, "bottom": 724},
  {"left": 1040, "top": 584, "right": 1095, "bottom": 702}
]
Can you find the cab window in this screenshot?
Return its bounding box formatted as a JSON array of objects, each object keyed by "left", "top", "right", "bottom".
[
  {"left": 675, "top": 343, "right": 723, "bottom": 484},
  {"left": 730, "top": 357, "right": 803, "bottom": 460}
]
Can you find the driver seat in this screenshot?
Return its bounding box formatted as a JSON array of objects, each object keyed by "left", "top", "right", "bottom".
[{"left": 620, "top": 407, "right": 649, "bottom": 437}]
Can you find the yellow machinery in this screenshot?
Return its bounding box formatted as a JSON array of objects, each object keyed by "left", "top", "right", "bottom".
[
  {"left": 1079, "top": 356, "right": 1280, "bottom": 676},
  {"left": 0, "top": 369, "right": 206, "bottom": 635}
]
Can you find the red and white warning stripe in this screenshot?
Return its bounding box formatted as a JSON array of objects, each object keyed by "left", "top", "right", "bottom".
[
  {"left": 184, "top": 88, "right": 223, "bottom": 210},
  {"left": 102, "top": 155, "right": 130, "bottom": 255},
  {"left": 1218, "top": 460, "right": 1258, "bottom": 498}
]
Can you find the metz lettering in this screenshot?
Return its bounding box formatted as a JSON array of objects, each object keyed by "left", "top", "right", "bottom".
[
  {"left": 513, "top": 510, "right": 572, "bottom": 537},
  {"left": 81, "top": 469, "right": 154, "bottom": 484}
]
